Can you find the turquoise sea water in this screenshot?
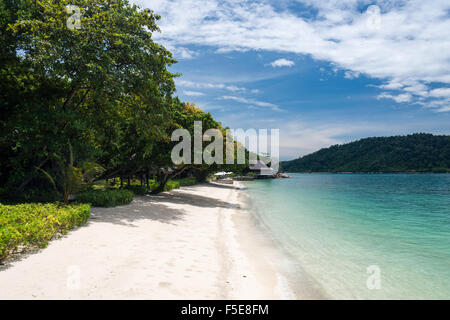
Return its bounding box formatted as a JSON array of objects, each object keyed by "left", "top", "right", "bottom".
[{"left": 244, "top": 174, "right": 450, "bottom": 299}]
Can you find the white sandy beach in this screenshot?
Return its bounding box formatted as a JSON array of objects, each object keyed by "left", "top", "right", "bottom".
[{"left": 0, "top": 182, "right": 295, "bottom": 300}]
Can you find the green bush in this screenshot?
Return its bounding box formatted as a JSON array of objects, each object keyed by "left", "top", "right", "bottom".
[
  {"left": 124, "top": 185, "right": 150, "bottom": 195},
  {"left": 174, "top": 177, "right": 198, "bottom": 187},
  {"left": 165, "top": 180, "right": 180, "bottom": 191},
  {"left": 76, "top": 189, "right": 134, "bottom": 207},
  {"left": 121, "top": 180, "right": 181, "bottom": 194},
  {"left": 149, "top": 180, "right": 159, "bottom": 191},
  {"left": 0, "top": 203, "right": 90, "bottom": 262}
]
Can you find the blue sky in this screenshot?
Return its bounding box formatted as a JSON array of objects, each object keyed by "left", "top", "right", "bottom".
[{"left": 134, "top": 0, "right": 450, "bottom": 160}]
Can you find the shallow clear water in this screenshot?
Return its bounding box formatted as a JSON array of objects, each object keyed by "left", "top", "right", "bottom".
[{"left": 244, "top": 174, "right": 450, "bottom": 299}]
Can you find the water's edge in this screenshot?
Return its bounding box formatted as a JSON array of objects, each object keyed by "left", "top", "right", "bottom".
[
  {"left": 238, "top": 184, "right": 330, "bottom": 299},
  {"left": 239, "top": 174, "right": 450, "bottom": 299}
]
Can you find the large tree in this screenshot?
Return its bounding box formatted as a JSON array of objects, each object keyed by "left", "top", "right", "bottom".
[{"left": 1, "top": 0, "right": 176, "bottom": 195}]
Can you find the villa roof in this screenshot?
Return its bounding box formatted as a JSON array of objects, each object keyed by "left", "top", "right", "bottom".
[{"left": 249, "top": 160, "right": 272, "bottom": 170}]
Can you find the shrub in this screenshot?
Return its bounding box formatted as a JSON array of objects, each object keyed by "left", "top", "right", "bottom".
[
  {"left": 143, "top": 179, "right": 180, "bottom": 192},
  {"left": 124, "top": 185, "right": 150, "bottom": 195},
  {"left": 0, "top": 203, "right": 90, "bottom": 262},
  {"left": 165, "top": 180, "right": 180, "bottom": 191},
  {"left": 174, "top": 177, "right": 198, "bottom": 187},
  {"left": 148, "top": 180, "right": 159, "bottom": 191},
  {"left": 76, "top": 189, "right": 134, "bottom": 207}
]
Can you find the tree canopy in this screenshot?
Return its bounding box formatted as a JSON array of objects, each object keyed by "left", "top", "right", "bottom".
[
  {"left": 282, "top": 134, "right": 450, "bottom": 173},
  {"left": 0, "top": 0, "right": 246, "bottom": 201}
]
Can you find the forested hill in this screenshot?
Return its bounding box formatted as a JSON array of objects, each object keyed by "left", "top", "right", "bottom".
[{"left": 282, "top": 134, "right": 450, "bottom": 173}]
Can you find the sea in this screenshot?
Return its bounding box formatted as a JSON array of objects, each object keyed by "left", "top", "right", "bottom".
[{"left": 243, "top": 173, "right": 450, "bottom": 299}]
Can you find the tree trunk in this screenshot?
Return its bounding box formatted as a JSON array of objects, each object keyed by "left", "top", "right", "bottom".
[
  {"left": 151, "top": 166, "right": 188, "bottom": 194},
  {"left": 151, "top": 174, "right": 168, "bottom": 194}
]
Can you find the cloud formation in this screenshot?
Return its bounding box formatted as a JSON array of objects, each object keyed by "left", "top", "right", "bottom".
[
  {"left": 270, "top": 59, "right": 295, "bottom": 67},
  {"left": 177, "top": 80, "right": 247, "bottom": 93},
  {"left": 183, "top": 90, "right": 205, "bottom": 96},
  {"left": 220, "top": 95, "right": 283, "bottom": 112},
  {"left": 136, "top": 0, "right": 450, "bottom": 112}
]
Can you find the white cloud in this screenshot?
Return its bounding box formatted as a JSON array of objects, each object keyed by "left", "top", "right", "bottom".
[
  {"left": 177, "top": 79, "right": 248, "bottom": 93},
  {"left": 378, "top": 81, "right": 404, "bottom": 90},
  {"left": 378, "top": 92, "right": 413, "bottom": 103},
  {"left": 225, "top": 85, "right": 246, "bottom": 92},
  {"left": 135, "top": 0, "right": 450, "bottom": 111},
  {"left": 344, "top": 70, "right": 360, "bottom": 79},
  {"left": 435, "top": 106, "right": 450, "bottom": 112},
  {"left": 157, "top": 40, "right": 198, "bottom": 60},
  {"left": 183, "top": 90, "right": 205, "bottom": 96},
  {"left": 417, "top": 98, "right": 450, "bottom": 113},
  {"left": 429, "top": 88, "right": 450, "bottom": 98},
  {"left": 270, "top": 58, "right": 295, "bottom": 67},
  {"left": 177, "top": 79, "right": 225, "bottom": 90},
  {"left": 220, "top": 95, "right": 283, "bottom": 112},
  {"left": 402, "top": 83, "right": 429, "bottom": 97},
  {"left": 176, "top": 47, "right": 198, "bottom": 59}
]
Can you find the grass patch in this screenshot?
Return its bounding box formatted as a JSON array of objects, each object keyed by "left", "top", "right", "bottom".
[
  {"left": 76, "top": 189, "right": 134, "bottom": 207},
  {"left": 90, "top": 178, "right": 193, "bottom": 196},
  {"left": 123, "top": 185, "right": 150, "bottom": 195},
  {"left": 173, "top": 177, "right": 197, "bottom": 187},
  {"left": 164, "top": 180, "right": 180, "bottom": 191},
  {"left": 0, "top": 203, "right": 90, "bottom": 262},
  {"left": 117, "top": 179, "right": 182, "bottom": 193}
]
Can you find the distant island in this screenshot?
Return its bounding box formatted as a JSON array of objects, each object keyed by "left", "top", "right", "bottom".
[{"left": 282, "top": 133, "right": 450, "bottom": 173}]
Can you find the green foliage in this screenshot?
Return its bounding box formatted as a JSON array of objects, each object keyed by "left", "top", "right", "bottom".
[
  {"left": 0, "top": 203, "right": 90, "bottom": 262},
  {"left": 174, "top": 177, "right": 198, "bottom": 186},
  {"left": 76, "top": 189, "right": 134, "bottom": 207},
  {"left": 1, "top": 0, "right": 176, "bottom": 197},
  {"left": 145, "top": 179, "right": 180, "bottom": 192},
  {"left": 0, "top": 0, "right": 246, "bottom": 200},
  {"left": 124, "top": 185, "right": 150, "bottom": 195},
  {"left": 165, "top": 180, "right": 180, "bottom": 191},
  {"left": 36, "top": 143, "right": 105, "bottom": 204},
  {"left": 0, "top": 188, "right": 60, "bottom": 204},
  {"left": 107, "top": 178, "right": 184, "bottom": 195},
  {"left": 282, "top": 134, "right": 450, "bottom": 173}
]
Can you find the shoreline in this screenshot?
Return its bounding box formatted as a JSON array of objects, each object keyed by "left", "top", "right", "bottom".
[
  {"left": 216, "top": 181, "right": 297, "bottom": 299},
  {"left": 0, "top": 182, "right": 295, "bottom": 299},
  {"left": 237, "top": 183, "right": 329, "bottom": 300}
]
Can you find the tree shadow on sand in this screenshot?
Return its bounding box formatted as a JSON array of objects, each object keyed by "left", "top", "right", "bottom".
[
  {"left": 0, "top": 184, "right": 240, "bottom": 270},
  {"left": 89, "top": 185, "right": 240, "bottom": 227},
  {"left": 147, "top": 191, "right": 239, "bottom": 209}
]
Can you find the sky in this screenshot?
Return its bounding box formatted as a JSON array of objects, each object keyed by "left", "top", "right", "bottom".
[{"left": 133, "top": 0, "right": 450, "bottom": 160}]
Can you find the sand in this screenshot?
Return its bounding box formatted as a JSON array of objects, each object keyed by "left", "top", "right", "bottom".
[{"left": 0, "top": 182, "right": 295, "bottom": 300}]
